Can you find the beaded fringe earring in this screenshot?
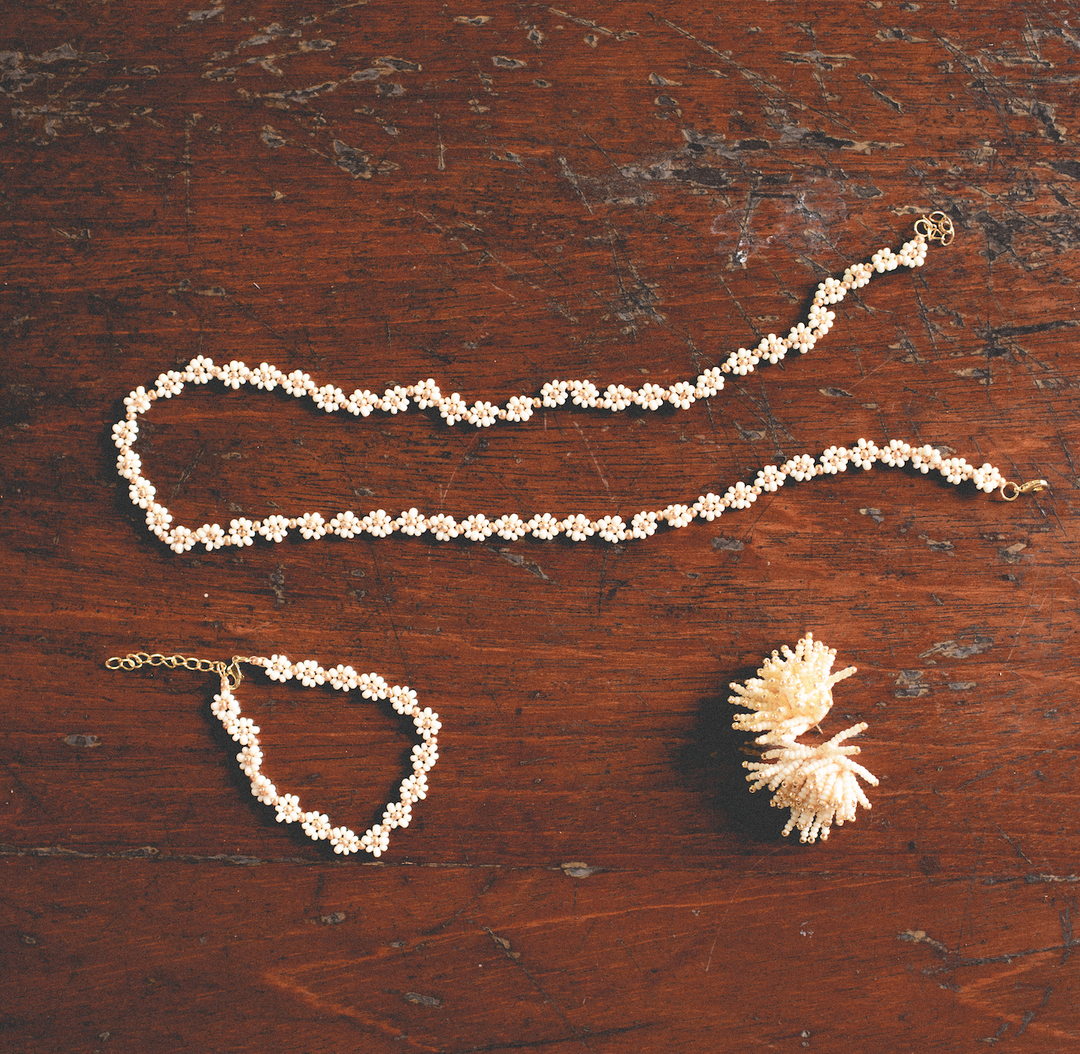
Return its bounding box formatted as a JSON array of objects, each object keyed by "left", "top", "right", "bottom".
[{"left": 730, "top": 634, "right": 878, "bottom": 844}]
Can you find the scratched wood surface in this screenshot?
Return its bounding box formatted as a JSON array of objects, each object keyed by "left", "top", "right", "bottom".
[{"left": 2, "top": 3, "right": 1079, "bottom": 1051}]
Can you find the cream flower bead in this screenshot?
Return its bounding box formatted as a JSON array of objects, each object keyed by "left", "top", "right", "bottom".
[
  {"left": 667, "top": 380, "right": 698, "bottom": 409},
  {"left": 381, "top": 386, "right": 410, "bottom": 414},
  {"left": 439, "top": 392, "right": 468, "bottom": 424},
  {"left": 282, "top": 370, "right": 314, "bottom": 396},
  {"left": 494, "top": 513, "right": 527, "bottom": 541},
  {"left": 413, "top": 707, "right": 441, "bottom": 736},
  {"left": 251, "top": 774, "right": 277, "bottom": 805},
  {"left": 124, "top": 386, "right": 152, "bottom": 415},
  {"left": 723, "top": 346, "right": 759, "bottom": 376},
  {"left": 462, "top": 514, "right": 494, "bottom": 542},
  {"left": 185, "top": 355, "right": 215, "bottom": 383},
  {"left": 819, "top": 446, "right": 850, "bottom": 475},
  {"left": 330, "top": 510, "right": 361, "bottom": 538},
  {"left": 347, "top": 389, "right": 377, "bottom": 416},
  {"left": 411, "top": 378, "right": 442, "bottom": 409},
  {"left": 327, "top": 664, "right": 359, "bottom": 690},
  {"left": 787, "top": 323, "right": 816, "bottom": 353},
  {"left": 155, "top": 370, "right": 186, "bottom": 397},
  {"left": 851, "top": 438, "right": 880, "bottom": 470},
  {"left": 265, "top": 655, "right": 294, "bottom": 682},
  {"left": 503, "top": 395, "right": 535, "bottom": 422},
  {"left": 540, "top": 380, "right": 568, "bottom": 407},
  {"left": 570, "top": 379, "right": 599, "bottom": 408},
  {"left": 880, "top": 439, "right": 912, "bottom": 468},
  {"left": 411, "top": 742, "right": 438, "bottom": 773},
  {"left": 758, "top": 334, "right": 788, "bottom": 364},
  {"left": 228, "top": 517, "right": 256, "bottom": 546},
  {"left": 297, "top": 512, "right": 327, "bottom": 540},
  {"left": 166, "top": 526, "right": 196, "bottom": 553},
  {"left": 313, "top": 384, "right": 345, "bottom": 411},
  {"left": 360, "top": 824, "right": 390, "bottom": 857},
  {"left": 595, "top": 515, "right": 628, "bottom": 543},
  {"left": 693, "top": 492, "right": 725, "bottom": 521},
  {"left": 468, "top": 400, "right": 499, "bottom": 427},
  {"left": 396, "top": 508, "right": 428, "bottom": 537},
  {"left": 561, "top": 514, "right": 595, "bottom": 541},
  {"left": 362, "top": 509, "right": 395, "bottom": 537},
  {"left": 629, "top": 511, "right": 659, "bottom": 539},
  {"left": 754, "top": 465, "right": 786, "bottom": 493},
  {"left": 358, "top": 672, "right": 388, "bottom": 699},
  {"left": 723, "top": 482, "right": 756, "bottom": 509},
  {"left": 221, "top": 360, "right": 250, "bottom": 389},
  {"left": 634, "top": 382, "right": 667, "bottom": 410},
  {"left": 117, "top": 450, "right": 142, "bottom": 479},
  {"left": 275, "top": 794, "right": 302, "bottom": 824},
  {"left": 663, "top": 504, "right": 695, "bottom": 528},
  {"left": 258, "top": 515, "right": 291, "bottom": 542},
  {"left": 390, "top": 685, "right": 419, "bottom": 715},
  {"left": 112, "top": 419, "right": 138, "bottom": 448},
  {"left": 400, "top": 772, "right": 428, "bottom": 804},
  {"left": 383, "top": 801, "right": 413, "bottom": 829},
  {"left": 602, "top": 384, "right": 635, "bottom": 411},
  {"left": 128, "top": 477, "right": 157, "bottom": 509},
  {"left": 428, "top": 513, "right": 459, "bottom": 541},
  {"left": 195, "top": 522, "right": 227, "bottom": 551},
  {"left": 144, "top": 503, "right": 172, "bottom": 531},
  {"left": 294, "top": 660, "right": 325, "bottom": 687},
  {"left": 301, "top": 812, "right": 332, "bottom": 840},
  {"left": 250, "top": 362, "right": 281, "bottom": 390},
  {"left": 695, "top": 367, "right": 725, "bottom": 396},
  {"left": 528, "top": 513, "right": 562, "bottom": 540}
]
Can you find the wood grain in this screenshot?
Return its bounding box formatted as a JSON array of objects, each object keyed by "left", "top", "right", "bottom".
[{"left": 2, "top": 3, "right": 1078, "bottom": 1051}]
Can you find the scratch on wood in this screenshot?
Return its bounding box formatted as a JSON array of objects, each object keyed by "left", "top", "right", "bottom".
[
  {"left": 262, "top": 971, "right": 442, "bottom": 1052},
  {"left": 856, "top": 71, "right": 905, "bottom": 113},
  {"left": 897, "top": 928, "right": 950, "bottom": 955},
  {"left": 491, "top": 548, "right": 551, "bottom": 581},
  {"left": 557, "top": 154, "right": 593, "bottom": 214}
]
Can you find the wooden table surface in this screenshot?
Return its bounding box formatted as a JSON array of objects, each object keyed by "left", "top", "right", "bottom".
[{"left": 2, "top": 3, "right": 1078, "bottom": 1051}]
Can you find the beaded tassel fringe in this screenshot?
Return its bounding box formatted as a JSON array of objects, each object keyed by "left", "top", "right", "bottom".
[{"left": 731, "top": 634, "right": 879, "bottom": 844}]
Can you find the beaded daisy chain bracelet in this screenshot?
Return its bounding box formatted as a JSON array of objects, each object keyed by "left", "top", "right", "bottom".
[
  {"left": 106, "top": 651, "right": 438, "bottom": 858},
  {"left": 113, "top": 214, "right": 1045, "bottom": 554}
]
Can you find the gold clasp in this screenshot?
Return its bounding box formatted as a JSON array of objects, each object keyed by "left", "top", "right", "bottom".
[
  {"left": 224, "top": 658, "right": 245, "bottom": 690},
  {"left": 1000, "top": 479, "right": 1049, "bottom": 501},
  {"left": 914, "top": 210, "right": 955, "bottom": 246}
]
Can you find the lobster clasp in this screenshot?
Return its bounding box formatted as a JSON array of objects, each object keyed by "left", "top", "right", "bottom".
[{"left": 1000, "top": 478, "right": 1049, "bottom": 502}]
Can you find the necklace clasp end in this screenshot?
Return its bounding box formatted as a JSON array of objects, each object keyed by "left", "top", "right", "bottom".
[{"left": 1000, "top": 478, "right": 1049, "bottom": 501}]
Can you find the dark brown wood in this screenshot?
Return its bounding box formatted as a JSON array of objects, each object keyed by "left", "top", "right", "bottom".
[{"left": 2, "top": 3, "right": 1078, "bottom": 1050}]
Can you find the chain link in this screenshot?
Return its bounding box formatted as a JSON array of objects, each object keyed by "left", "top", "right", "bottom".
[
  {"left": 106, "top": 651, "right": 246, "bottom": 688},
  {"left": 914, "top": 210, "right": 955, "bottom": 246}
]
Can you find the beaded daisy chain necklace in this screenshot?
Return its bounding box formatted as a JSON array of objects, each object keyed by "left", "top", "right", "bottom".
[{"left": 107, "top": 211, "right": 1047, "bottom": 858}]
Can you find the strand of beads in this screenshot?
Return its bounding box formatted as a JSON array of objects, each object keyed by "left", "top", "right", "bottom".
[
  {"left": 117, "top": 215, "right": 949, "bottom": 423},
  {"left": 209, "top": 655, "right": 438, "bottom": 858},
  {"left": 115, "top": 407, "right": 1012, "bottom": 553}
]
